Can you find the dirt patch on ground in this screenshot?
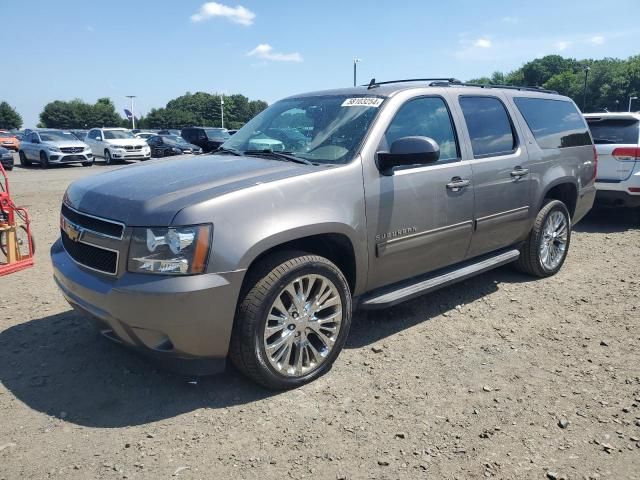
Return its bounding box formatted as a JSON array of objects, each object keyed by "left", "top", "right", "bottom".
[{"left": 1, "top": 162, "right": 639, "bottom": 479}]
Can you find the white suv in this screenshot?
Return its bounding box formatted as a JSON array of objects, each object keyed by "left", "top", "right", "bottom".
[
  {"left": 584, "top": 113, "right": 640, "bottom": 208},
  {"left": 85, "top": 128, "right": 151, "bottom": 164}
]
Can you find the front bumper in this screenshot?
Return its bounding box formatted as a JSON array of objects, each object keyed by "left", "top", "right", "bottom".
[
  {"left": 48, "top": 152, "right": 93, "bottom": 164},
  {"left": 51, "top": 238, "right": 245, "bottom": 375},
  {"left": 109, "top": 147, "right": 151, "bottom": 160},
  {"left": 0, "top": 142, "right": 18, "bottom": 151}
]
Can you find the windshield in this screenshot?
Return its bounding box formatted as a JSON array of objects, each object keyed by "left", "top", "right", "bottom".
[
  {"left": 205, "top": 129, "right": 230, "bottom": 140},
  {"left": 222, "top": 95, "right": 385, "bottom": 164},
  {"left": 40, "top": 131, "right": 78, "bottom": 142},
  {"left": 163, "top": 135, "right": 189, "bottom": 145},
  {"left": 104, "top": 130, "right": 135, "bottom": 140},
  {"left": 587, "top": 118, "right": 639, "bottom": 145},
  {"left": 0, "top": 132, "right": 15, "bottom": 138}
]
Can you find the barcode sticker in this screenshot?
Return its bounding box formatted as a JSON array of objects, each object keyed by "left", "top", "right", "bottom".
[{"left": 341, "top": 97, "right": 384, "bottom": 107}]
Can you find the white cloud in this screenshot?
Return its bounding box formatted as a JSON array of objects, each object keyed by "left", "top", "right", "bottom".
[
  {"left": 190, "top": 2, "right": 255, "bottom": 26},
  {"left": 554, "top": 41, "right": 571, "bottom": 51},
  {"left": 589, "top": 35, "right": 605, "bottom": 45},
  {"left": 472, "top": 38, "right": 492, "bottom": 48},
  {"left": 247, "top": 44, "right": 303, "bottom": 63}
]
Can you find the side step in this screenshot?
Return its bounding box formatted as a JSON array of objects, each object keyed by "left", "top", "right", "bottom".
[{"left": 359, "top": 248, "right": 520, "bottom": 310}]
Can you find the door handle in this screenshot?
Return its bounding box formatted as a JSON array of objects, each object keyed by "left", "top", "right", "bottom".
[
  {"left": 446, "top": 177, "right": 470, "bottom": 191},
  {"left": 511, "top": 167, "right": 529, "bottom": 178}
]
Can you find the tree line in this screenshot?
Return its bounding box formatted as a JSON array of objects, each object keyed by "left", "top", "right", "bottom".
[
  {"left": 467, "top": 54, "right": 640, "bottom": 112},
  {"left": 1, "top": 53, "right": 639, "bottom": 131}
]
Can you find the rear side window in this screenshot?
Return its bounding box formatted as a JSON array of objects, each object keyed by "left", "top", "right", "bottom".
[
  {"left": 585, "top": 118, "right": 639, "bottom": 145},
  {"left": 459, "top": 96, "right": 517, "bottom": 158},
  {"left": 514, "top": 97, "right": 592, "bottom": 149}
]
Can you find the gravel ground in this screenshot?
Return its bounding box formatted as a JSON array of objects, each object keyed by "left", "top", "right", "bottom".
[{"left": 1, "top": 157, "right": 639, "bottom": 480}]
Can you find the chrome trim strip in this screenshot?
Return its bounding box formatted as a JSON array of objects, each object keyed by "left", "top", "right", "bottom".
[
  {"left": 376, "top": 220, "right": 473, "bottom": 258},
  {"left": 475, "top": 206, "right": 530, "bottom": 223},
  {"left": 62, "top": 203, "right": 125, "bottom": 240}
]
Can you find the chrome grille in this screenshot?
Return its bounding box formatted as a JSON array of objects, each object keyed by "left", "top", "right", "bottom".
[{"left": 60, "top": 147, "right": 84, "bottom": 153}]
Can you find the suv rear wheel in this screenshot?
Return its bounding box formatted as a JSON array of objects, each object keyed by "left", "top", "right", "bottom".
[
  {"left": 104, "top": 149, "right": 113, "bottom": 165},
  {"left": 230, "top": 252, "right": 352, "bottom": 389},
  {"left": 515, "top": 199, "right": 571, "bottom": 277}
]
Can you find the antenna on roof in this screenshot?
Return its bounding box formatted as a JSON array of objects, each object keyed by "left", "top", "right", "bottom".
[{"left": 367, "top": 78, "right": 377, "bottom": 90}]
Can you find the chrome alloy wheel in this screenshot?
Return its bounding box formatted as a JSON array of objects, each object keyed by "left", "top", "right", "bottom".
[
  {"left": 539, "top": 210, "right": 568, "bottom": 270},
  {"left": 263, "top": 274, "right": 343, "bottom": 377}
]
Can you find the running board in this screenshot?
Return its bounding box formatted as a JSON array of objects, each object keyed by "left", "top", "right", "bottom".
[{"left": 359, "top": 248, "right": 520, "bottom": 310}]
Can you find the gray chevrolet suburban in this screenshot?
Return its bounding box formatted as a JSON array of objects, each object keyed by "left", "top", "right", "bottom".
[{"left": 51, "top": 79, "right": 596, "bottom": 389}]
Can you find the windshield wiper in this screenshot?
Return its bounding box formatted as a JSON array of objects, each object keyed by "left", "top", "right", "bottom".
[
  {"left": 215, "top": 146, "right": 243, "bottom": 156},
  {"left": 243, "top": 149, "right": 314, "bottom": 166}
]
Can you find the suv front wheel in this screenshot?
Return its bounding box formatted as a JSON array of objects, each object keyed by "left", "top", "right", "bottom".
[
  {"left": 515, "top": 199, "right": 571, "bottom": 277},
  {"left": 230, "top": 252, "right": 352, "bottom": 389}
]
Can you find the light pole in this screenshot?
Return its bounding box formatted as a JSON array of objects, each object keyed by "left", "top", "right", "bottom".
[
  {"left": 582, "top": 67, "right": 590, "bottom": 112},
  {"left": 353, "top": 58, "right": 362, "bottom": 87},
  {"left": 125, "top": 95, "right": 136, "bottom": 130},
  {"left": 220, "top": 95, "right": 225, "bottom": 129},
  {"left": 628, "top": 95, "right": 638, "bottom": 112}
]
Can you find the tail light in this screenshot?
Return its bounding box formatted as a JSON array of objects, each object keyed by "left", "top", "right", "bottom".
[
  {"left": 611, "top": 147, "right": 640, "bottom": 161},
  {"left": 591, "top": 145, "right": 598, "bottom": 181}
]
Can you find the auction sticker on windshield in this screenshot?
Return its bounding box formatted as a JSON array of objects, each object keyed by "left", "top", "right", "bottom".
[{"left": 341, "top": 97, "right": 384, "bottom": 107}]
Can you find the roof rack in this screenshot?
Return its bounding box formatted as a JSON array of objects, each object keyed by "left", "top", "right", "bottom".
[
  {"left": 366, "top": 78, "right": 461, "bottom": 89},
  {"left": 364, "top": 78, "right": 558, "bottom": 94}
]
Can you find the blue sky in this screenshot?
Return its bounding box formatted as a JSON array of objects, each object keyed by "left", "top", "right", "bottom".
[{"left": 3, "top": 0, "right": 640, "bottom": 127}]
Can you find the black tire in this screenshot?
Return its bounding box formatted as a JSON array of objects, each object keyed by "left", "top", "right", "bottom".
[
  {"left": 82, "top": 158, "right": 94, "bottom": 167},
  {"left": 39, "top": 151, "right": 49, "bottom": 169},
  {"left": 515, "top": 199, "right": 571, "bottom": 277},
  {"left": 104, "top": 149, "right": 113, "bottom": 165},
  {"left": 229, "top": 251, "right": 352, "bottom": 390},
  {"left": 19, "top": 151, "right": 30, "bottom": 167},
  {"left": 4, "top": 165, "right": 12, "bottom": 171}
]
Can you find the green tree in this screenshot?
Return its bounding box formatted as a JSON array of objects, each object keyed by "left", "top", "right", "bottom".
[
  {"left": 0, "top": 102, "right": 23, "bottom": 129},
  {"left": 39, "top": 98, "right": 122, "bottom": 128}
]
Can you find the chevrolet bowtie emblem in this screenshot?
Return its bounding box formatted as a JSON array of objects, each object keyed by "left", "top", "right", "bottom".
[{"left": 62, "top": 218, "right": 83, "bottom": 242}]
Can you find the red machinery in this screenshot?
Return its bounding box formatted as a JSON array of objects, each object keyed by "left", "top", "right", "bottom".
[{"left": 0, "top": 162, "right": 34, "bottom": 275}]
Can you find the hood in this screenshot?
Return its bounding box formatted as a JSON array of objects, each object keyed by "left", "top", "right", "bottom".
[
  {"left": 46, "top": 140, "right": 88, "bottom": 148},
  {"left": 104, "top": 138, "right": 148, "bottom": 147},
  {"left": 64, "top": 154, "right": 312, "bottom": 225}
]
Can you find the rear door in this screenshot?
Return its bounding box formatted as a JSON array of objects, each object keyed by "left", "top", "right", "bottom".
[
  {"left": 453, "top": 94, "right": 532, "bottom": 258},
  {"left": 586, "top": 116, "right": 639, "bottom": 182}
]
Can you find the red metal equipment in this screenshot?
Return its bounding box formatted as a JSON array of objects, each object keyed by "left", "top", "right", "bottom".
[{"left": 0, "top": 162, "right": 34, "bottom": 276}]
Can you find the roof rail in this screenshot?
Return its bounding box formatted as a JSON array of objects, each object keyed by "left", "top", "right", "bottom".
[
  {"left": 366, "top": 78, "right": 461, "bottom": 90},
  {"left": 364, "top": 78, "right": 558, "bottom": 94},
  {"left": 459, "top": 82, "right": 559, "bottom": 94}
]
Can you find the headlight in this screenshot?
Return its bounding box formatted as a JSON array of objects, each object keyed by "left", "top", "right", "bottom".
[
  {"left": 48, "top": 145, "right": 61, "bottom": 152},
  {"left": 128, "top": 224, "right": 212, "bottom": 275},
  {"left": 110, "top": 145, "right": 124, "bottom": 150},
  {"left": 172, "top": 147, "right": 182, "bottom": 153}
]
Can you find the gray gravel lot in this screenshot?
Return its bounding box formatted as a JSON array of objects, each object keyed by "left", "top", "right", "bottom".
[{"left": 0, "top": 155, "right": 639, "bottom": 479}]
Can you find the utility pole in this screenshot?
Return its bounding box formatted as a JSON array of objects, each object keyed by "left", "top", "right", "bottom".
[
  {"left": 221, "top": 95, "right": 225, "bottom": 129},
  {"left": 582, "top": 67, "right": 590, "bottom": 112},
  {"left": 126, "top": 95, "right": 136, "bottom": 130},
  {"left": 353, "top": 58, "right": 362, "bottom": 87}
]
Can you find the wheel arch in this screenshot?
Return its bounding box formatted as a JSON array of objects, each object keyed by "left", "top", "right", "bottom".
[
  {"left": 238, "top": 227, "right": 364, "bottom": 296},
  {"left": 539, "top": 178, "right": 578, "bottom": 219}
]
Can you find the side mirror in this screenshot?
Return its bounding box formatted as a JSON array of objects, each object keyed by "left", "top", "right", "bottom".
[
  {"left": 376, "top": 136, "right": 440, "bottom": 176},
  {"left": 96, "top": 136, "right": 102, "bottom": 141}
]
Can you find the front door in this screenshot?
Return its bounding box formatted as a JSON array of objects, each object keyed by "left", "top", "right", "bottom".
[
  {"left": 453, "top": 94, "right": 532, "bottom": 258},
  {"left": 364, "top": 94, "right": 475, "bottom": 291}
]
